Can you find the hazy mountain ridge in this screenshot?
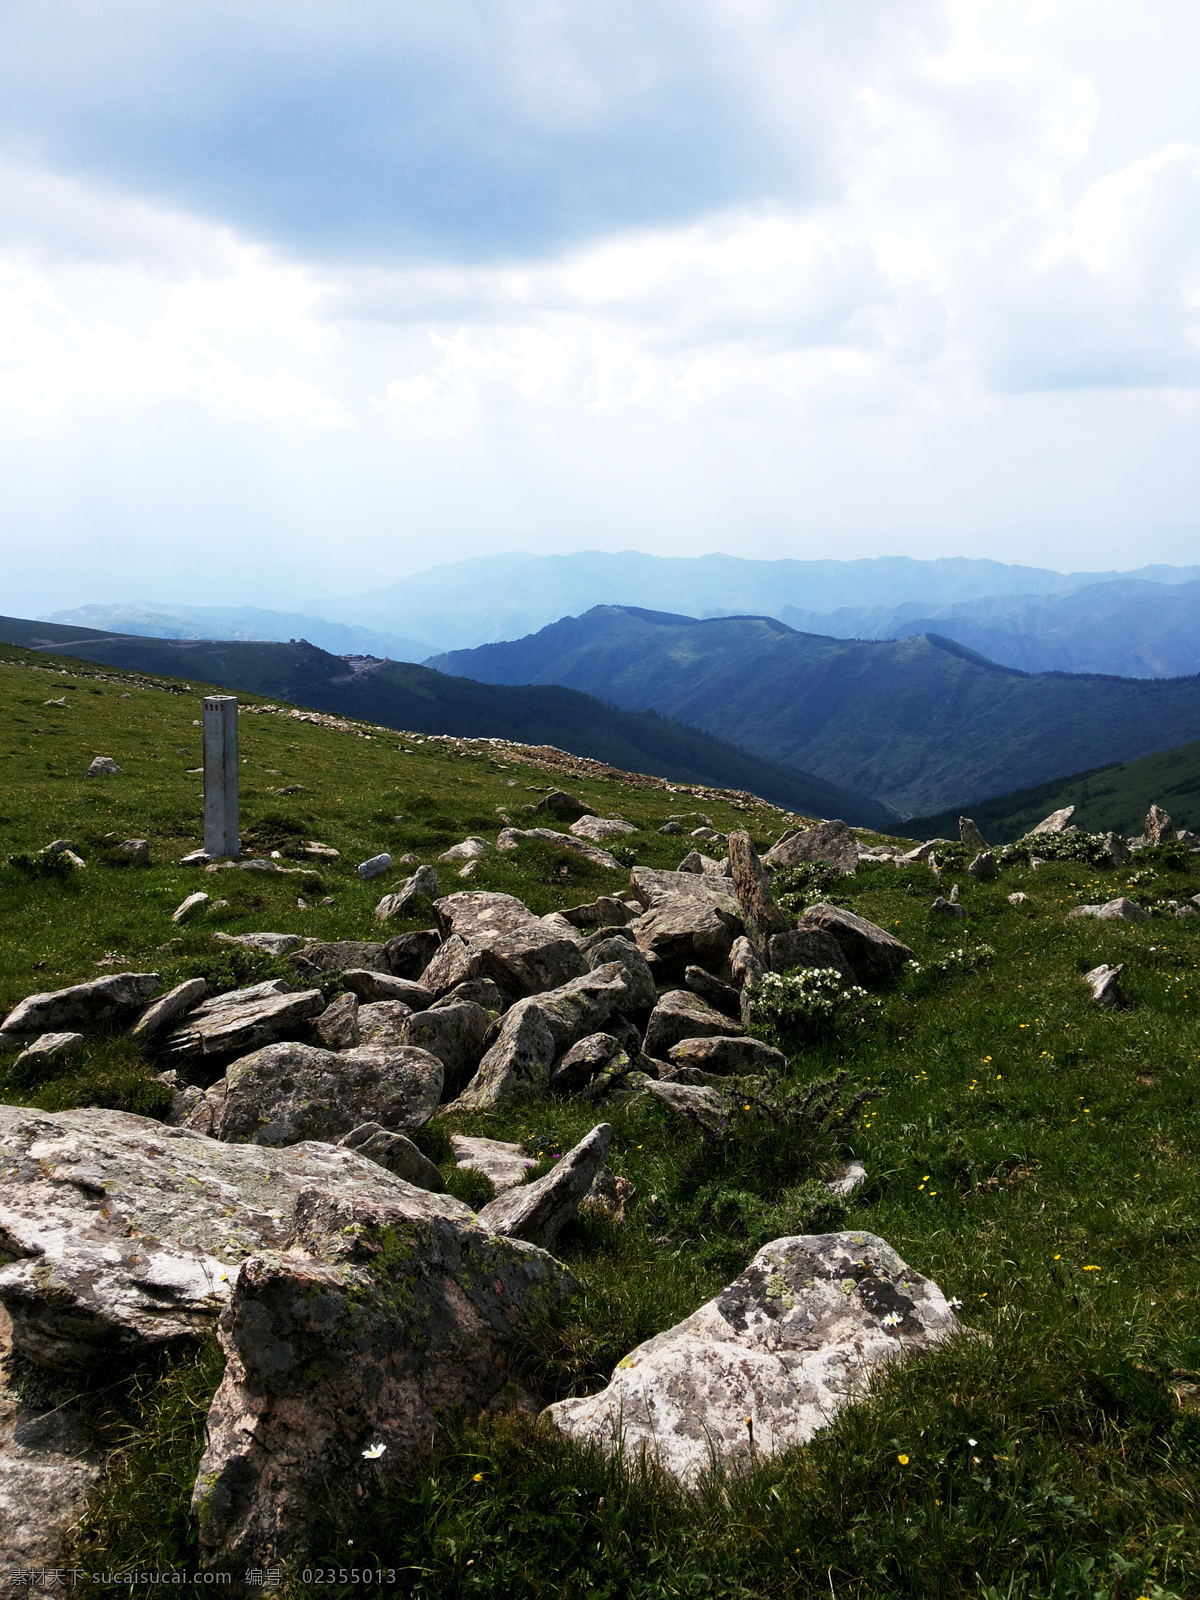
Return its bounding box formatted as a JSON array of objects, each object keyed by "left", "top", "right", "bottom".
[{"left": 429, "top": 606, "right": 1200, "bottom": 815}]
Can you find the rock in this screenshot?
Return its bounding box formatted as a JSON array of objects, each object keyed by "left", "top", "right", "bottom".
[
  {"left": 535, "top": 790, "right": 596, "bottom": 820},
  {"left": 459, "top": 858, "right": 478, "bottom": 876},
  {"left": 659, "top": 821, "right": 682, "bottom": 835},
  {"left": 118, "top": 838, "right": 150, "bottom": 866},
  {"left": 434, "top": 891, "right": 587, "bottom": 997},
  {"left": 1, "top": 972, "right": 160, "bottom": 1041},
  {"left": 1176, "top": 904, "right": 1199, "bottom": 919},
  {"left": 645, "top": 989, "right": 744, "bottom": 1059},
  {"left": 180, "top": 849, "right": 214, "bottom": 866},
  {"left": 931, "top": 897, "right": 968, "bottom": 918},
  {"left": 383, "top": 929, "right": 441, "bottom": 980},
  {"left": 357, "top": 853, "right": 393, "bottom": 881},
  {"left": 581, "top": 1166, "right": 636, "bottom": 1222},
  {"left": 825, "top": 1160, "right": 868, "bottom": 1198},
  {"left": 582, "top": 938, "right": 657, "bottom": 1008},
  {"left": 290, "top": 940, "right": 390, "bottom": 979},
  {"left": 959, "top": 817, "right": 988, "bottom": 851},
  {"left": 338, "top": 1123, "right": 443, "bottom": 1191},
  {"left": 438, "top": 838, "right": 490, "bottom": 862},
  {"left": 895, "top": 839, "right": 946, "bottom": 866},
  {"left": 187, "top": 1040, "right": 444, "bottom": 1145},
  {"left": 314, "top": 991, "right": 360, "bottom": 1050},
  {"left": 763, "top": 819, "right": 858, "bottom": 875},
  {"left": 1007, "top": 892, "right": 1030, "bottom": 905},
  {"left": 1029, "top": 806, "right": 1076, "bottom": 835},
  {"left": 341, "top": 969, "right": 434, "bottom": 1009},
  {"left": 570, "top": 815, "right": 637, "bottom": 842},
  {"left": 0, "top": 1104, "right": 474, "bottom": 1370},
  {"left": 156, "top": 981, "right": 325, "bottom": 1067},
  {"left": 498, "top": 826, "right": 621, "bottom": 871},
  {"left": 402, "top": 1002, "right": 494, "bottom": 1099},
  {"left": 192, "top": 1188, "right": 572, "bottom": 1568},
  {"left": 641, "top": 1079, "right": 730, "bottom": 1131},
  {"left": 558, "top": 896, "right": 635, "bottom": 930},
  {"left": 967, "top": 850, "right": 998, "bottom": 882},
  {"left": 1068, "top": 898, "right": 1150, "bottom": 923},
  {"left": 767, "top": 929, "right": 857, "bottom": 983},
  {"left": 453, "top": 960, "right": 656, "bottom": 1111},
  {"left": 948, "top": 884, "right": 960, "bottom": 903},
  {"left": 677, "top": 850, "right": 703, "bottom": 874},
  {"left": 418, "top": 934, "right": 485, "bottom": 999},
  {"left": 85, "top": 756, "right": 121, "bottom": 777},
  {"left": 666, "top": 1036, "right": 784, "bottom": 1076},
  {"left": 550, "top": 1034, "right": 630, "bottom": 1096},
  {"left": 795, "top": 905, "right": 912, "bottom": 981},
  {"left": 357, "top": 1002, "right": 415, "bottom": 1050},
  {"left": 729, "top": 935, "right": 765, "bottom": 992},
  {"left": 626, "top": 868, "right": 743, "bottom": 975},
  {"left": 303, "top": 842, "right": 340, "bottom": 859},
  {"left": 213, "top": 932, "right": 305, "bottom": 956},
  {"left": 684, "top": 966, "right": 742, "bottom": 1018},
  {"left": 450, "top": 1135, "right": 533, "bottom": 1192},
  {"left": 1103, "top": 831, "right": 1129, "bottom": 866},
  {"left": 477, "top": 1125, "right": 611, "bottom": 1250},
  {"left": 1083, "top": 963, "right": 1124, "bottom": 1007},
  {"left": 172, "top": 891, "right": 209, "bottom": 923},
  {"left": 727, "top": 831, "right": 789, "bottom": 956},
  {"left": 431, "top": 977, "right": 506, "bottom": 1013},
  {"left": 374, "top": 865, "right": 440, "bottom": 923},
  {"left": 127, "top": 979, "right": 210, "bottom": 1046},
  {"left": 544, "top": 1231, "right": 957, "bottom": 1482},
  {"left": 11, "top": 1033, "right": 84, "bottom": 1075},
  {"left": 1145, "top": 804, "right": 1176, "bottom": 844}
]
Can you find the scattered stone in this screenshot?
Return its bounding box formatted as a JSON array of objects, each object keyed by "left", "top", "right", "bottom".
[
  {"left": 172, "top": 891, "right": 209, "bottom": 923},
  {"left": 1145, "top": 805, "right": 1176, "bottom": 844},
  {"left": 948, "top": 884, "right": 960, "bottom": 903},
  {"left": 314, "top": 991, "right": 360, "bottom": 1050},
  {"left": 403, "top": 1002, "right": 494, "bottom": 1098},
  {"left": 341, "top": 969, "right": 434, "bottom": 1010},
  {"left": 450, "top": 1135, "right": 533, "bottom": 1192},
  {"left": 1068, "top": 898, "right": 1150, "bottom": 923},
  {"left": 659, "top": 821, "right": 682, "bottom": 835},
  {"left": 338, "top": 1123, "right": 443, "bottom": 1191},
  {"left": 357, "top": 1002, "right": 415, "bottom": 1050},
  {"left": 418, "top": 934, "right": 485, "bottom": 997},
  {"left": 550, "top": 1034, "right": 630, "bottom": 1096},
  {"left": 129, "top": 978, "right": 209, "bottom": 1043},
  {"left": 570, "top": 815, "right": 637, "bottom": 842},
  {"left": 645, "top": 989, "right": 744, "bottom": 1059},
  {"left": 959, "top": 817, "right": 987, "bottom": 851},
  {"left": 438, "top": 838, "right": 490, "bottom": 862},
  {"left": 175, "top": 845, "right": 209, "bottom": 863},
  {"left": 582, "top": 938, "right": 656, "bottom": 1006},
  {"left": 357, "top": 853, "right": 393, "bottom": 881},
  {"left": 213, "top": 932, "right": 304, "bottom": 956},
  {"left": 477, "top": 1124, "right": 611, "bottom": 1250},
  {"left": 290, "top": 940, "right": 389, "bottom": 978},
  {"left": 677, "top": 850, "right": 704, "bottom": 874},
  {"left": 727, "top": 831, "right": 789, "bottom": 955},
  {"left": 383, "top": 929, "right": 441, "bottom": 980},
  {"left": 544, "top": 1231, "right": 957, "bottom": 1482},
  {"left": 895, "top": 839, "right": 946, "bottom": 866},
  {"left": 1029, "top": 807, "right": 1076, "bottom": 835},
  {"left": 303, "top": 842, "right": 340, "bottom": 859},
  {"left": 967, "top": 850, "right": 998, "bottom": 882},
  {"left": 581, "top": 1166, "right": 637, "bottom": 1222},
  {"left": 434, "top": 891, "right": 587, "bottom": 997},
  {"left": 85, "top": 756, "right": 121, "bottom": 777},
  {"left": 1102, "top": 831, "right": 1129, "bottom": 865},
  {"left": 641, "top": 1079, "right": 730, "bottom": 1131},
  {"left": 767, "top": 928, "right": 856, "bottom": 983},
  {"left": 117, "top": 838, "right": 150, "bottom": 866},
  {"left": 1, "top": 972, "right": 160, "bottom": 1041},
  {"left": 1176, "top": 904, "right": 1199, "bottom": 919},
  {"left": 534, "top": 790, "right": 596, "bottom": 821},
  {"left": 1007, "top": 892, "right": 1031, "bottom": 907},
  {"left": 498, "top": 826, "right": 621, "bottom": 870},
  {"left": 825, "top": 1161, "right": 868, "bottom": 1198},
  {"left": 11, "top": 1033, "right": 84, "bottom": 1075},
  {"left": 729, "top": 935, "right": 765, "bottom": 992},
  {"left": 156, "top": 980, "right": 325, "bottom": 1068},
  {"left": 1083, "top": 963, "right": 1124, "bottom": 1008},
  {"left": 458, "top": 861, "right": 479, "bottom": 879},
  {"left": 932, "top": 897, "right": 968, "bottom": 918},
  {"left": 666, "top": 1036, "right": 784, "bottom": 1076},
  {"left": 795, "top": 905, "right": 912, "bottom": 981},
  {"left": 684, "top": 966, "right": 742, "bottom": 1018},
  {"left": 374, "top": 865, "right": 440, "bottom": 923},
  {"left": 762, "top": 819, "right": 858, "bottom": 875}
]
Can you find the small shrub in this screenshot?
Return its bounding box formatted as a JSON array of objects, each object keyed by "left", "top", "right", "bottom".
[
  {"left": 6, "top": 848, "right": 74, "bottom": 880},
  {"left": 770, "top": 861, "right": 842, "bottom": 916},
  {"left": 748, "top": 967, "right": 878, "bottom": 1050},
  {"left": 444, "top": 1165, "right": 496, "bottom": 1210}
]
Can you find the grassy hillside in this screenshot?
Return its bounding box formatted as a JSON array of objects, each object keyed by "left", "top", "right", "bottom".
[
  {"left": 0, "top": 617, "right": 894, "bottom": 828},
  {"left": 430, "top": 605, "right": 1200, "bottom": 815},
  {"left": 905, "top": 737, "right": 1200, "bottom": 844},
  {"left": 2, "top": 641, "right": 1199, "bottom": 1597}
]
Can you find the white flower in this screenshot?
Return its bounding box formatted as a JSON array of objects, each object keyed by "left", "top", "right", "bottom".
[
  {"left": 948, "top": 1297, "right": 963, "bottom": 1309},
  {"left": 362, "top": 1443, "right": 387, "bottom": 1460},
  {"left": 967, "top": 1437, "right": 977, "bottom": 1447},
  {"left": 881, "top": 1311, "right": 902, "bottom": 1328}
]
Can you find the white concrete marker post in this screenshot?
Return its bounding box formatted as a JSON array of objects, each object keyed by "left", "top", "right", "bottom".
[{"left": 203, "top": 695, "right": 240, "bottom": 858}]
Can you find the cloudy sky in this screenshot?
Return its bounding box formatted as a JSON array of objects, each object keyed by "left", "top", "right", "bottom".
[{"left": 2, "top": 0, "right": 1198, "bottom": 613}]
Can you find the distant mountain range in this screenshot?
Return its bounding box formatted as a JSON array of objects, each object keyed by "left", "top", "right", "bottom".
[
  {"left": 0, "top": 615, "right": 895, "bottom": 828},
  {"left": 428, "top": 606, "right": 1200, "bottom": 816}
]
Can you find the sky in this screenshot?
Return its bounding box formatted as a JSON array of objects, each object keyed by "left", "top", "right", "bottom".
[{"left": 1, "top": 0, "right": 1199, "bottom": 614}]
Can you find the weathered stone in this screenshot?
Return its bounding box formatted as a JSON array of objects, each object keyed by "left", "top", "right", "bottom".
[
  {"left": 1103, "top": 831, "right": 1130, "bottom": 866},
  {"left": 314, "top": 991, "right": 359, "bottom": 1050},
  {"left": 156, "top": 981, "right": 325, "bottom": 1067},
  {"left": 1007, "top": 891, "right": 1030, "bottom": 905},
  {"left": 338, "top": 1123, "right": 443, "bottom": 1192},
  {"left": 729, "top": 935, "right": 765, "bottom": 991},
  {"left": 192, "top": 1189, "right": 573, "bottom": 1567},
  {"left": 667, "top": 1036, "right": 784, "bottom": 1076},
  {"left": 645, "top": 989, "right": 744, "bottom": 1059},
  {"left": 1, "top": 972, "right": 160, "bottom": 1041},
  {"left": 1083, "top": 964, "right": 1124, "bottom": 1008},
  {"left": 418, "top": 933, "right": 485, "bottom": 997},
  {"left": 677, "top": 850, "right": 704, "bottom": 874},
  {"left": 959, "top": 817, "right": 988, "bottom": 851},
  {"left": 795, "top": 905, "right": 912, "bottom": 981},
  {"left": 438, "top": 838, "right": 490, "bottom": 863},
  {"left": 684, "top": 966, "right": 742, "bottom": 1018},
  {"left": 85, "top": 756, "right": 121, "bottom": 777},
  {"left": 450, "top": 1135, "right": 533, "bottom": 1192},
  {"left": 357, "top": 852, "right": 393, "bottom": 880},
  {"left": 1145, "top": 804, "right": 1175, "bottom": 844},
  {"left": 570, "top": 815, "right": 637, "bottom": 842},
  {"left": 11, "top": 1033, "right": 84, "bottom": 1075},
  {"left": 1176, "top": 904, "right": 1199, "bottom": 919},
  {"left": 0, "top": 1104, "right": 473, "bottom": 1370},
  {"left": 497, "top": 826, "right": 620, "bottom": 870},
  {"left": 290, "top": 940, "right": 389, "bottom": 979},
  {"left": 659, "top": 821, "right": 682, "bottom": 834},
  {"left": 825, "top": 1160, "right": 868, "bottom": 1198},
  {"left": 581, "top": 1166, "right": 636, "bottom": 1222},
  {"left": 767, "top": 928, "right": 856, "bottom": 983},
  {"left": 403, "top": 1002, "right": 494, "bottom": 1099},
  {"left": 727, "top": 831, "right": 789, "bottom": 956},
  {"left": 895, "top": 839, "right": 947, "bottom": 866},
  {"left": 627, "top": 868, "right": 742, "bottom": 975},
  {"left": 187, "top": 1040, "right": 444, "bottom": 1145},
  {"left": 213, "top": 932, "right": 304, "bottom": 956},
  {"left": 544, "top": 1232, "right": 958, "bottom": 1482},
  {"left": 1068, "top": 898, "right": 1149, "bottom": 923},
  {"left": 763, "top": 819, "right": 858, "bottom": 875},
  {"left": 383, "top": 929, "right": 441, "bottom": 980},
  {"left": 932, "top": 896, "right": 969, "bottom": 918},
  {"left": 535, "top": 789, "right": 596, "bottom": 820},
  {"left": 157, "top": 1070, "right": 204, "bottom": 1126},
  {"left": 430, "top": 977, "right": 506, "bottom": 1014},
  {"left": 583, "top": 938, "right": 657, "bottom": 1008},
  {"left": 477, "top": 1124, "right": 611, "bottom": 1250},
  {"left": 180, "top": 849, "right": 214, "bottom": 866},
  {"left": 117, "top": 838, "right": 150, "bottom": 866},
  {"left": 356, "top": 1001, "right": 414, "bottom": 1050},
  {"left": 550, "top": 1034, "right": 630, "bottom": 1096},
  {"left": 558, "top": 896, "right": 635, "bottom": 930},
  {"left": 130, "top": 978, "right": 209, "bottom": 1044},
  {"left": 641, "top": 1079, "right": 730, "bottom": 1131},
  {"left": 434, "top": 891, "right": 587, "bottom": 997},
  {"left": 341, "top": 969, "right": 434, "bottom": 1010},
  {"left": 172, "top": 892, "right": 210, "bottom": 923},
  {"left": 1029, "top": 807, "right": 1076, "bottom": 835},
  {"left": 967, "top": 850, "right": 998, "bottom": 882},
  {"left": 303, "top": 842, "right": 340, "bottom": 859},
  {"left": 374, "top": 865, "right": 440, "bottom": 923}
]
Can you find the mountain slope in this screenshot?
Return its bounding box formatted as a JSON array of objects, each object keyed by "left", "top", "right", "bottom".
[
  {"left": 0, "top": 616, "right": 894, "bottom": 827},
  {"left": 429, "top": 606, "right": 1200, "bottom": 815}
]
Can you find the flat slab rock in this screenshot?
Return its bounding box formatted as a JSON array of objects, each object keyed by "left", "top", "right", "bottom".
[
  {"left": 434, "top": 891, "right": 587, "bottom": 997},
  {"left": 1068, "top": 898, "right": 1149, "bottom": 923},
  {"left": 569, "top": 815, "right": 637, "bottom": 843},
  {"left": 0, "top": 1104, "right": 474, "bottom": 1370},
  {"left": 476, "top": 1124, "right": 611, "bottom": 1251},
  {"left": 545, "top": 1232, "right": 958, "bottom": 1482},
  {"left": 497, "top": 826, "right": 621, "bottom": 870},
  {"left": 290, "top": 940, "right": 390, "bottom": 978},
  {"left": 1, "top": 972, "right": 161, "bottom": 1041},
  {"left": 451, "top": 1135, "right": 537, "bottom": 1192},
  {"left": 645, "top": 988, "right": 744, "bottom": 1058},
  {"left": 156, "top": 980, "right": 325, "bottom": 1066}
]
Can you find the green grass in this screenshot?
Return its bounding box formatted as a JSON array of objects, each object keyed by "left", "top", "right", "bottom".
[{"left": 2, "top": 641, "right": 1199, "bottom": 1598}]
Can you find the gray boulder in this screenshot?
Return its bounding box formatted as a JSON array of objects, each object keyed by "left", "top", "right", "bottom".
[
  {"left": 767, "top": 928, "right": 856, "bottom": 983},
  {"left": 172, "top": 892, "right": 209, "bottom": 923},
  {"left": 550, "top": 1034, "right": 630, "bottom": 1097},
  {"left": 729, "top": 935, "right": 765, "bottom": 991},
  {"left": 763, "top": 819, "right": 858, "bottom": 875},
  {"left": 684, "top": 966, "right": 742, "bottom": 1018},
  {"left": 313, "top": 991, "right": 360, "bottom": 1050},
  {"left": 626, "top": 868, "right": 742, "bottom": 975},
  {"left": 1145, "top": 804, "right": 1175, "bottom": 844},
  {"left": 438, "top": 838, "right": 490, "bottom": 862},
  {"left": 374, "top": 865, "right": 440, "bottom": 923},
  {"left": 1102, "top": 832, "right": 1130, "bottom": 866},
  {"left": 644, "top": 989, "right": 744, "bottom": 1058},
  {"left": 431, "top": 977, "right": 507, "bottom": 1013},
  {"left": 450, "top": 1135, "right": 534, "bottom": 1192},
  {"left": 795, "top": 905, "right": 912, "bottom": 981},
  {"left": 118, "top": 838, "right": 150, "bottom": 866},
  {"left": 932, "top": 897, "right": 969, "bottom": 918},
  {"left": 11, "top": 1033, "right": 83, "bottom": 1075},
  {"left": 130, "top": 978, "right": 209, "bottom": 1043},
  {"left": 85, "top": 756, "right": 121, "bottom": 777},
  {"left": 434, "top": 891, "right": 587, "bottom": 996},
  {"left": 341, "top": 969, "right": 434, "bottom": 1009},
  {"left": 156, "top": 981, "right": 325, "bottom": 1067},
  {"left": 570, "top": 815, "right": 636, "bottom": 842},
  {"left": 497, "top": 826, "right": 621, "bottom": 871},
  {"left": 959, "top": 817, "right": 988, "bottom": 851},
  {"left": 357, "top": 853, "right": 393, "bottom": 880},
  {"left": 666, "top": 1036, "right": 785, "bottom": 1076},
  {"left": 557, "top": 896, "right": 635, "bottom": 930},
  {"left": 642, "top": 1079, "right": 730, "bottom": 1131},
  {"left": 967, "top": 851, "right": 998, "bottom": 882},
  {"left": 727, "top": 831, "right": 789, "bottom": 955},
  {"left": 583, "top": 938, "right": 657, "bottom": 1008},
  {"left": 213, "top": 932, "right": 304, "bottom": 956},
  {"left": 543, "top": 1232, "right": 958, "bottom": 1483},
  {"left": 357, "top": 1001, "right": 416, "bottom": 1050},
  {"left": 1029, "top": 806, "right": 1076, "bottom": 835},
  {"left": 534, "top": 789, "right": 595, "bottom": 820},
  {"left": 1083, "top": 964, "right": 1124, "bottom": 1007},
  {"left": 1, "top": 972, "right": 161, "bottom": 1042},
  {"left": 476, "top": 1124, "right": 611, "bottom": 1250},
  {"left": 403, "top": 1002, "right": 494, "bottom": 1099},
  {"left": 338, "top": 1123, "right": 443, "bottom": 1191},
  {"left": 419, "top": 934, "right": 485, "bottom": 997},
  {"left": 1068, "top": 897, "right": 1149, "bottom": 923},
  {"left": 895, "top": 839, "right": 945, "bottom": 866},
  {"left": 290, "top": 940, "right": 390, "bottom": 978}
]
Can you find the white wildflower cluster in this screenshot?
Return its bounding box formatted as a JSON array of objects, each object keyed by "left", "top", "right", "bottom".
[{"left": 750, "top": 967, "right": 876, "bottom": 1044}]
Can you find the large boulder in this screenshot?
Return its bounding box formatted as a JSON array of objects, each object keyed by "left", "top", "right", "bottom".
[
  {"left": 156, "top": 981, "right": 325, "bottom": 1068},
  {"left": 434, "top": 892, "right": 587, "bottom": 997},
  {"left": 130, "top": 978, "right": 209, "bottom": 1043},
  {"left": 418, "top": 934, "right": 485, "bottom": 998},
  {"left": 184, "top": 1041, "right": 444, "bottom": 1144},
  {"left": 684, "top": 966, "right": 742, "bottom": 1019},
  {"left": 0, "top": 1104, "right": 473, "bottom": 1370},
  {"left": 557, "top": 896, "right": 635, "bottom": 930},
  {"left": 727, "top": 831, "right": 789, "bottom": 955},
  {"left": 289, "top": 941, "right": 390, "bottom": 980},
  {"left": 959, "top": 817, "right": 988, "bottom": 851},
  {"left": 767, "top": 928, "right": 856, "bottom": 983},
  {"left": 644, "top": 989, "right": 744, "bottom": 1059},
  {"left": 569, "top": 816, "right": 637, "bottom": 843},
  {"left": 544, "top": 1232, "right": 958, "bottom": 1482},
  {"left": 550, "top": 1033, "right": 631, "bottom": 1097},
  {"left": 626, "top": 868, "right": 742, "bottom": 975},
  {"left": 341, "top": 969, "right": 434, "bottom": 1009},
  {"left": 1068, "top": 897, "right": 1150, "bottom": 923},
  {"left": 1, "top": 972, "right": 161, "bottom": 1043},
  {"left": 402, "top": 1002, "right": 494, "bottom": 1099},
  {"left": 666, "top": 1036, "right": 784, "bottom": 1076},
  {"left": 313, "top": 991, "right": 359, "bottom": 1050},
  {"left": 762, "top": 820, "right": 858, "bottom": 875},
  {"left": 1145, "top": 804, "right": 1175, "bottom": 844},
  {"left": 338, "top": 1123, "right": 444, "bottom": 1191},
  {"left": 794, "top": 905, "right": 911, "bottom": 981},
  {"left": 1029, "top": 806, "right": 1075, "bottom": 835},
  {"left": 535, "top": 789, "right": 595, "bottom": 820},
  {"left": 476, "top": 1125, "right": 612, "bottom": 1251}
]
